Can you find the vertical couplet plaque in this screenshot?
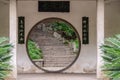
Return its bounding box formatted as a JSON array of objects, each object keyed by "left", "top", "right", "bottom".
[
  {"left": 82, "top": 16, "right": 89, "bottom": 44},
  {"left": 18, "top": 16, "right": 25, "bottom": 44}
]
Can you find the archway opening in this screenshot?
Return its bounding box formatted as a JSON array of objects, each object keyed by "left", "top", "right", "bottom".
[{"left": 26, "top": 18, "right": 81, "bottom": 72}]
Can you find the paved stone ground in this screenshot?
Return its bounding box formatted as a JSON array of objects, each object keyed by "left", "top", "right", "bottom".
[{"left": 18, "top": 73, "right": 97, "bottom": 80}]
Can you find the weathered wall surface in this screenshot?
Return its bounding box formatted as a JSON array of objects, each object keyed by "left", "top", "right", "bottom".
[
  {"left": 105, "top": 1, "right": 120, "bottom": 37},
  {"left": 0, "top": 3, "right": 9, "bottom": 37},
  {"left": 17, "top": 1, "right": 97, "bottom": 73}
]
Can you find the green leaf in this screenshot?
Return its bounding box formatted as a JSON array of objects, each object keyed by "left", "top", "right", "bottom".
[
  {"left": 27, "top": 40, "right": 43, "bottom": 60},
  {"left": 0, "top": 37, "right": 12, "bottom": 79},
  {"left": 101, "top": 34, "right": 120, "bottom": 79}
]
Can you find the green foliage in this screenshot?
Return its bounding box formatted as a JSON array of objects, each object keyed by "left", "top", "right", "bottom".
[
  {"left": 52, "top": 22, "right": 79, "bottom": 49},
  {"left": 28, "top": 40, "right": 43, "bottom": 60},
  {"left": 74, "top": 39, "right": 79, "bottom": 49},
  {"left": 71, "top": 39, "right": 79, "bottom": 49},
  {"left": 52, "top": 22, "right": 76, "bottom": 40},
  {"left": 101, "top": 34, "right": 120, "bottom": 79},
  {"left": 0, "top": 37, "right": 12, "bottom": 79}
]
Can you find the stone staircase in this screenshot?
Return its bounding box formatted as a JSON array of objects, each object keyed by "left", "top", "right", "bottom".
[
  {"left": 29, "top": 27, "right": 76, "bottom": 67},
  {"left": 42, "top": 46, "right": 76, "bottom": 67}
]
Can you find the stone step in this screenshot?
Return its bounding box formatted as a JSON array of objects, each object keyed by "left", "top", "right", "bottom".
[
  {"left": 44, "top": 59, "right": 75, "bottom": 63},
  {"left": 43, "top": 57, "right": 75, "bottom": 63},
  {"left": 44, "top": 59, "right": 74, "bottom": 62},
  {"left": 44, "top": 54, "right": 76, "bottom": 58},
  {"left": 30, "top": 35, "right": 54, "bottom": 42},
  {"left": 42, "top": 50, "right": 73, "bottom": 55},
  {"left": 34, "top": 59, "right": 73, "bottom": 67},
  {"left": 43, "top": 54, "right": 75, "bottom": 57},
  {"left": 38, "top": 42, "right": 63, "bottom": 46},
  {"left": 43, "top": 63, "right": 70, "bottom": 67},
  {"left": 43, "top": 63, "right": 71, "bottom": 67},
  {"left": 32, "top": 36, "right": 65, "bottom": 46},
  {"left": 44, "top": 55, "right": 75, "bottom": 58},
  {"left": 44, "top": 59, "right": 72, "bottom": 62},
  {"left": 30, "top": 31, "right": 53, "bottom": 37},
  {"left": 41, "top": 46, "right": 72, "bottom": 51}
]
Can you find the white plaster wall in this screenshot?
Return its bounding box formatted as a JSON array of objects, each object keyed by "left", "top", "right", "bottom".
[
  {"left": 2, "top": 0, "right": 120, "bottom": 74},
  {"left": 0, "top": 3, "right": 9, "bottom": 37},
  {"left": 0, "top": 0, "right": 119, "bottom": 74},
  {"left": 17, "top": 1, "right": 97, "bottom": 73},
  {"left": 105, "top": 1, "right": 120, "bottom": 37}
]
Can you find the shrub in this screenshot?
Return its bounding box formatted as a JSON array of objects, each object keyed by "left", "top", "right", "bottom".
[
  {"left": 52, "top": 22, "right": 79, "bottom": 50},
  {"left": 0, "top": 37, "right": 12, "bottom": 79},
  {"left": 52, "top": 22, "right": 76, "bottom": 40},
  {"left": 28, "top": 39, "right": 43, "bottom": 60},
  {"left": 101, "top": 34, "right": 120, "bottom": 79}
]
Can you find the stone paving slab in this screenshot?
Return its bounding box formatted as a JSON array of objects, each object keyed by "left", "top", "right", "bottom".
[{"left": 18, "top": 73, "right": 97, "bottom": 80}]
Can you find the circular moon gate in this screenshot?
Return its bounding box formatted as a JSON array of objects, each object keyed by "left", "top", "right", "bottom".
[{"left": 26, "top": 18, "right": 81, "bottom": 72}]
